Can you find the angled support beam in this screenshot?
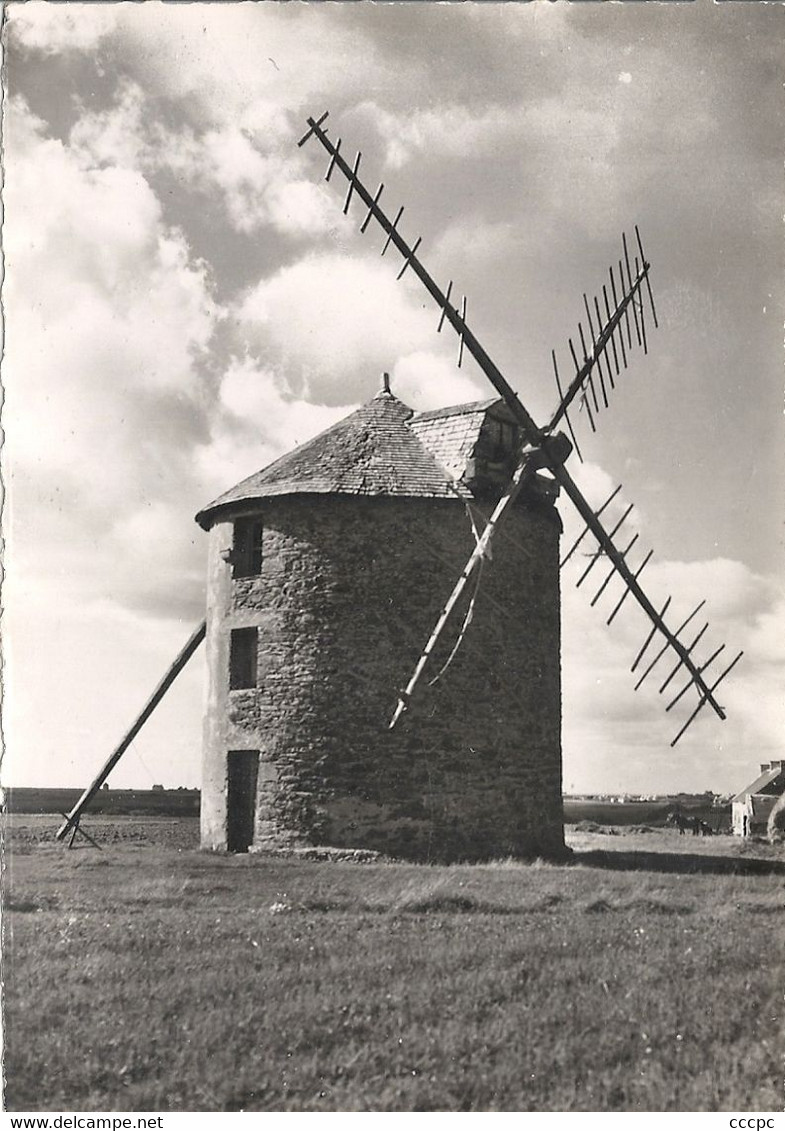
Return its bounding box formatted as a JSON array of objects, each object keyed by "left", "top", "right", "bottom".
[
  {"left": 59, "top": 812, "right": 102, "bottom": 851},
  {"left": 56, "top": 621, "right": 206, "bottom": 841}
]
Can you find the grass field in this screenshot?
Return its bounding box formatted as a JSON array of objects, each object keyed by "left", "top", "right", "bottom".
[
  {"left": 6, "top": 788, "right": 200, "bottom": 818},
  {"left": 3, "top": 815, "right": 783, "bottom": 1113}
]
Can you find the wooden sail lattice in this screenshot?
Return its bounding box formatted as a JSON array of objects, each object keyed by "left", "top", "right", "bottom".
[
  {"left": 299, "top": 111, "right": 742, "bottom": 745},
  {"left": 547, "top": 226, "right": 657, "bottom": 459}
]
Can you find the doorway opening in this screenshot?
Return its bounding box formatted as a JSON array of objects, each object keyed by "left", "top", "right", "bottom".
[{"left": 227, "top": 749, "right": 259, "bottom": 853}]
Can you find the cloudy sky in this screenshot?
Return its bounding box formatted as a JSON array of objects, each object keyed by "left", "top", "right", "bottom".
[{"left": 3, "top": 1, "right": 783, "bottom": 797}]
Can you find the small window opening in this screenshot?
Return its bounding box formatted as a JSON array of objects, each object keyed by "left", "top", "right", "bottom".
[
  {"left": 233, "top": 518, "right": 263, "bottom": 579},
  {"left": 229, "top": 627, "right": 258, "bottom": 690}
]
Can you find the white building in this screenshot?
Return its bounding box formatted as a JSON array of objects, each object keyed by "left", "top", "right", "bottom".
[{"left": 731, "top": 761, "right": 785, "bottom": 837}]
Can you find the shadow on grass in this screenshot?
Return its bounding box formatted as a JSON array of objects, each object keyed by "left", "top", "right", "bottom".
[{"left": 572, "top": 849, "right": 785, "bottom": 876}]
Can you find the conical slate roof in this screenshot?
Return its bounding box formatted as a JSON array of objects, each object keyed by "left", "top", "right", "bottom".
[{"left": 195, "top": 385, "right": 472, "bottom": 529}]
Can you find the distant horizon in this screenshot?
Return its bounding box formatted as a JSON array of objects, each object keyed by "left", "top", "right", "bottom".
[{"left": 4, "top": 784, "right": 746, "bottom": 800}]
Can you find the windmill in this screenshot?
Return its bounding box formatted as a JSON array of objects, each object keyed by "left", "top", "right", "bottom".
[
  {"left": 56, "top": 111, "right": 742, "bottom": 854},
  {"left": 297, "top": 110, "right": 743, "bottom": 748}
]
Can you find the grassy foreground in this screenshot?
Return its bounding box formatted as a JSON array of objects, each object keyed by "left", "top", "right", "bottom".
[{"left": 3, "top": 819, "right": 784, "bottom": 1112}]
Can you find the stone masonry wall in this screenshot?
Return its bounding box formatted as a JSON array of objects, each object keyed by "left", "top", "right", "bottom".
[{"left": 200, "top": 492, "right": 564, "bottom": 861}]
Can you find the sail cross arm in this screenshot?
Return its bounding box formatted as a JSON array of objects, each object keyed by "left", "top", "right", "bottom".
[{"left": 551, "top": 462, "right": 729, "bottom": 726}]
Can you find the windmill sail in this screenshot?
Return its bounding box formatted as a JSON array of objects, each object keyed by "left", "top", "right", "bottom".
[
  {"left": 299, "top": 111, "right": 741, "bottom": 744},
  {"left": 546, "top": 230, "right": 656, "bottom": 440}
]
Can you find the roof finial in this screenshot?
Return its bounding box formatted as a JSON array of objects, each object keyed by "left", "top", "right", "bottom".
[{"left": 375, "top": 372, "right": 393, "bottom": 399}]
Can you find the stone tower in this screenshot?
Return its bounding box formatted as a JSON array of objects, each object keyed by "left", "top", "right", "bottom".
[{"left": 195, "top": 380, "right": 565, "bottom": 861}]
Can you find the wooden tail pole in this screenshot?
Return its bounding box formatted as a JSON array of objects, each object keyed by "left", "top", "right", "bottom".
[
  {"left": 55, "top": 621, "right": 206, "bottom": 842},
  {"left": 59, "top": 812, "right": 102, "bottom": 851},
  {"left": 388, "top": 453, "right": 535, "bottom": 729}
]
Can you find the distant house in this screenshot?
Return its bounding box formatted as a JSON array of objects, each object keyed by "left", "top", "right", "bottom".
[
  {"left": 731, "top": 761, "right": 785, "bottom": 837},
  {"left": 151, "top": 783, "right": 165, "bottom": 793}
]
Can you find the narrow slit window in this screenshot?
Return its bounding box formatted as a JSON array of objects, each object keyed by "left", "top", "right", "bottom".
[
  {"left": 229, "top": 627, "right": 258, "bottom": 690},
  {"left": 233, "top": 518, "right": 263, "bottom": 579}
]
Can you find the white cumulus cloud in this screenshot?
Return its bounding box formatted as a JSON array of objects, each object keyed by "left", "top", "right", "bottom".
[
  {"left": 234, "top": 251, "right": 471, "bottom": 404},
  {"left": 8, "top": 1, "right": 118, "bottom": 54}
]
